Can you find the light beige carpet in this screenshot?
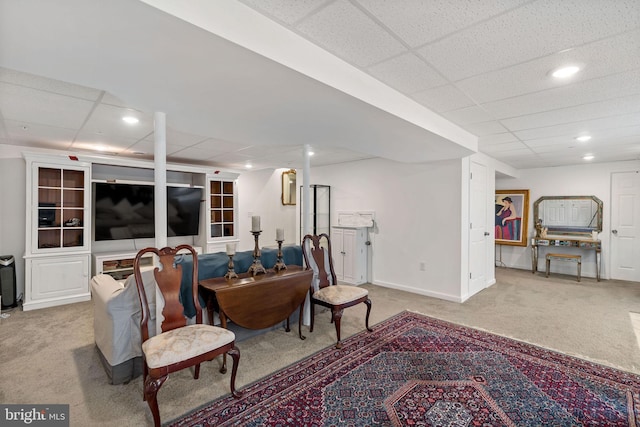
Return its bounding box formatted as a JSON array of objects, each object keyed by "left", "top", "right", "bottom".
[{"left": 0, "top": 267, "right": 638, "bottom": 426}]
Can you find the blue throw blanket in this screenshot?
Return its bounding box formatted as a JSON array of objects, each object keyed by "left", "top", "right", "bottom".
[{"left": 175, "top": 245, "right": 303, "bottom": 318}]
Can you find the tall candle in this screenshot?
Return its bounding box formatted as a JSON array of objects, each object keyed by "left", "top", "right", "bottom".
[
  {"left": 251, "top": 215, "right": 261, "bottom": 232},
  {"left": 226, "top": 242, "right": 236, "bottom": 255},
  {"left": 276, "top": 228, "right": 284, "bottom": 241}
]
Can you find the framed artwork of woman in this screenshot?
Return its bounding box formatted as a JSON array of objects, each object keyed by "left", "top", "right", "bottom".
[{"left": 495, "top": 189, "right": 529, "bottom": 246}]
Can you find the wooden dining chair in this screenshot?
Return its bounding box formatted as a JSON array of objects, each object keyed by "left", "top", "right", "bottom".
[
  {"left": 133, "top": 244, "right": 241, "bottom": 427},
  {"left": 302, "top": 233, "right": 372, "bottom": 348}
]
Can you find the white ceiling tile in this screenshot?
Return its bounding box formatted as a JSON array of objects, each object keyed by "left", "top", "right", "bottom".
[
  {"left": 239, "top": 0, "right": 331, "bottom": 25},
  {"left": 513, "top": 113, "right": 640, "bottom": 141},
  {"left": 457, "top": 29, "right": 640, "bottom": 103},
  {"left": 502, "top": 94, "right": 640, "bottom": 131},
  {"left": 367, "top": 52, "right": 446, "bottom": 94},
  {"left": 0, "top": 67, "right": 102, "bottom": 101},
  {"left": 4, "top": 120, "right": 76, "bottom": 145},
  {"left": 481, "top": 69, "right": 640, "bottom": 119},
  {"left": 418, "top": 0, "right": 640, "bottom": 81},
  {"left": 127, "top": 139, "right": 194, "bottom": 156},
  {"left": 411, "top": 84, "right": 475, "bottom": 113},
  {"left": 463, "top": 121, "right": 508, "bottom": 136},
  {"left": 171, "top": 139, "right": 246, "bottom": 159},
  {"left": 480, "top": 141, "right": 529, "bottom": 152},
  {"left": 142, "top": 128, "right": 210, "bottom": 147},
  {"left": 441, "top": 105, "right": 494, "bottom": 125},
  {"left": 294, "top": 0, "right": 407, "bottom": 67},
  {"left": 81, "top": 103, "right": 153, "bottom": 140},
  {"left": 478, "top": 133, "right": 520, "bottom": 146},
  {"left": 356, "top": 0, "right": 530, "bottom": 47},
  {"left": 0, "top": 82, "right": 95, "bottom": 128}
]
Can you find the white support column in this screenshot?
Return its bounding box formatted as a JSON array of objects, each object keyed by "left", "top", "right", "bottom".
[
  {"left": 302, "top": 144, "right": 312, "bottom": 325},
  {"left": 154, "top": 112, "right": 168, "bottom": 249},
  {"left": 302, "top": 144, "right": 312, "bottom": 236},
  {"left": 154, "top": 112, "right": 167, "bottom": 332}
]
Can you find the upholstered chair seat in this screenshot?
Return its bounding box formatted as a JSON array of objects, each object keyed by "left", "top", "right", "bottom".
[
  {"left": 313, "top": 285, "right": 369, "bottom": 305},
  {"left": 142, "top": 324, "right": 235, "bottom": 369}
]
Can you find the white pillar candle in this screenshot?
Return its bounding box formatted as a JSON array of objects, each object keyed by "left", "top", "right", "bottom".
[
  {"left": 276, "top": 228, "right": 284, "bottom": 241},
  {"left": 251, "top": 216, "right": 261, "bottom": 232},
  {"left": 226, "top": 242, "right": 236, "bottom": 255}
]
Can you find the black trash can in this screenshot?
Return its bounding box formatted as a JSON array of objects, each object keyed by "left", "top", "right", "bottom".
[{"left": 0, "top": 255, "right": 18, "bottom": 309}]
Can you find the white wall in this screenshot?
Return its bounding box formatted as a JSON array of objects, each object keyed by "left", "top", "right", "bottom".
[
  {"left": 237, "top": 168, "right": 297, "bottom": 251},
  {"left": 496, "top": 159, "right": 640, "bottom": 279},
  {"left": 304, "top": 157, "right": 465, "bottom": 301},
  {"left": 0, "top": 154, "right": 26, "bottom": 301}
]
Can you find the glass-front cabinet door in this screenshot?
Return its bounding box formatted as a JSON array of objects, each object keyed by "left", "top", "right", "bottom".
[
  {"left": 209, "top": 178, "right": 236, "bottom": 240},
  {"left": 33, "top": 164, "right": 90, "bottom": 253}
]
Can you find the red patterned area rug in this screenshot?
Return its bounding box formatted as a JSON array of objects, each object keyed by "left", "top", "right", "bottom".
[{"left": 168, "top": 311, "right": 640, "bottom": 426}]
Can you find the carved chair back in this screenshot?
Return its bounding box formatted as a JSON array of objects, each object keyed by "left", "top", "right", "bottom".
[
  {"left": 302, "top": 233, "right": 337, "bottom": 293},
  {"left": 133, "top": 244, "right": 201, "bottom": 343}
]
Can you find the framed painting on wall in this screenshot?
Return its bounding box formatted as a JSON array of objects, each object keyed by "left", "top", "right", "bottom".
[{"left": 495, "top": 189, "right": 529, "bottom": 246}]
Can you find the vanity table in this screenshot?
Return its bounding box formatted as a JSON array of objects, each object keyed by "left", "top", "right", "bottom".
[
  {"left": 531, "top": 195, "right": 603, "bottom": 281},
  {"left": 531, "top": 237, "right": 601, "bottom": 281}
]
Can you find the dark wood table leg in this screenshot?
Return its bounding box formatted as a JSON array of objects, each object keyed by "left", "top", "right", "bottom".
[{"left": 298, "top": 302, "right": 305, "bottom": 340}]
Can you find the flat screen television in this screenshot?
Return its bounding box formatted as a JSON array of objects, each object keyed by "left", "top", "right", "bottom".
[{"left": 93, "top": 183, "right": 202, "bottom": 241}]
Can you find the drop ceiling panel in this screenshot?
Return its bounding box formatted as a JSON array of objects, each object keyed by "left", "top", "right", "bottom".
[
  {"left": 355, "top": 0, "right": 530, "bottom": 47},
  {"left": 238, "top": 0, "right": 331, "bottom": 25},
  {"left": 0, "top": 82, "right": 95, "bottom": 129},
  {"left": 441, "top": 106, "right": 495, "bottom": 126},
  {"left": 367, "top": 52, "right": 446, "bottom": 94},
  {"left": 411, "top": 84, "right": 475, "bottom": 113},
  {"left": 456, "top": 29, "right": 640, "bottom": 104},
  {"left": 294, "top": 0, "right": 406, "bottom": 67},
  {"left": 4, "top": 120, "right": 76, "bottom": 145},
  {"left": 513, "top": 113, "right": 640, "bottom": 141},
  {"left": 482, "top": 69, "right": 640, "bottom": 120},
  {"left": 480, "top": 141, "right": 529, "bottom": 153},
  {"left": 418, "top": 0, "right": 640, "bottom": 81},
  {"left": 478, "top": 133, "right": 520, "bottom": 146},
  {"left": 502, "top": 94, "right": 640, "bottom": 131},
  {"left": 0, "top": 67, "right": 102, "bottom": 100},
  {"left": 80, "top": 104, "right": 153, "bottom": 140},
  {"left": 462, "top": 121, "right": 508, "bottom": 137}
]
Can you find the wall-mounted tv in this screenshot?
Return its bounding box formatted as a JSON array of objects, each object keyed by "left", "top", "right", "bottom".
[{"left": 93, "top": 183, "right": 202, "bottom": 241}]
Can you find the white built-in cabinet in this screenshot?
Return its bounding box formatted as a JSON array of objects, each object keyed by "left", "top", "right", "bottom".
[
  {"left": 331, "top": 226, "right": 368, "bottom": 285},
  {"left": 22, "top": 152, "right": 236, "bottom": 310},
  {"left": 24, "top": 155, "right": 92, "bottom": 311}
]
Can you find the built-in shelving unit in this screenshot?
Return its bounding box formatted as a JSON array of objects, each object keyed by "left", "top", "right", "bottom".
[
  {"left": 23, "top": 151, "right": 237, "bottom": 310},
  {"left": 24, "top": 154, "right": 92, "bottom": 311}
]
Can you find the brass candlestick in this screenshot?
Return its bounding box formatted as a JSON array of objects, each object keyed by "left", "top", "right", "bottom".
[
  {"left": 273, "top": 239, "right": 287, "bottom": 271},
  {"left": 247, "top": 230, "right": 266, "bottom": 276},
  {"left": 224, "top": 254, "right": 238, "bottom": 280}
]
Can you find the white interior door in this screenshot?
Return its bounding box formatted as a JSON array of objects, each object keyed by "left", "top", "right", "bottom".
[
  {"left": 611, "top": 171, "right": 640, "bottom": 282},
  {"left": 469, "top": 162, "right": 487, "bottom": 296}
]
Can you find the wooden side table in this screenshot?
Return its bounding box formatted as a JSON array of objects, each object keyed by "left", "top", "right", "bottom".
[{"left": 199, "top": 266, "right": 312, "bottom": 340}]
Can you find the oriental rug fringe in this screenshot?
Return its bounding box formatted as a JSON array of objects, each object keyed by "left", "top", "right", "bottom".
[{"left": 169, "top": 311, "right": 640, "bottom": 426}]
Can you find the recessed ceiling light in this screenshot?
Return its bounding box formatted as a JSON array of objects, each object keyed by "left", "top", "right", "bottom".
[
  {"left": 308, "top": 151, "right": 315, "bottom": 156},
  {"left": 122, "top": 116, "right": 139, "bottom": 124},
  {"left": 576, "top": 135, "right": 592, "bottom": 142},
  {"left": 551, "top": 65, "right": 580, "bottom": 79},
  {"left": 583, "top": 154, "right": 594, "bottom": 161},
  {"left": 245, "top": 164, "right": 253, "bottom": 169}
]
